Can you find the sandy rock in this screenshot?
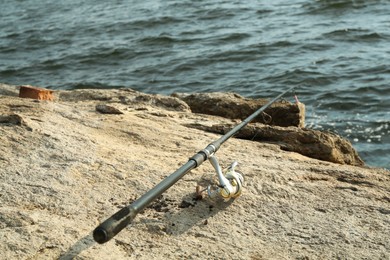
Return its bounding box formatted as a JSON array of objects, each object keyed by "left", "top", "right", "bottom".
[
  {"left": 173, "top": 92, "right": 305, "bottom": 128},
  {"left": 0, "top": 83, "right": 19, "bottom": 96},
  {"left": 58, "top": 88, "right": 190, "bottom": 112},
  {"left": 0, "top": 83, "right": 389, "bottom": 260}
]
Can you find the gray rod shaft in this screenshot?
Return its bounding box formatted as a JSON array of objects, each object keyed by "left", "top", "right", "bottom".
[{"left": 93, "top": 87, "right": 295, "bottom": 244}]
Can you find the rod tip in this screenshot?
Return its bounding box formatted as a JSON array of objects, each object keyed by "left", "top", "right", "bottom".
[{"left": 93, "top": 227, "right": 109, "bottom": 244}]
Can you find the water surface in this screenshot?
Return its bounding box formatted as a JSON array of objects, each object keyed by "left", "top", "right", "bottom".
[{"left": 1, "top": 0, "right": 389, "bottom": 168}]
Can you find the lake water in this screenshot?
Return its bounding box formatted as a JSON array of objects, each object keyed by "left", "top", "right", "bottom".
[{"left": 1, "top": 0, "right": 389, "bottom": 169}]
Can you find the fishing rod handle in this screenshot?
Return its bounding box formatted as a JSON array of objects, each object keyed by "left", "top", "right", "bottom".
[
  {"left": 93, "top": 205, "right": 137, "bottom": 244},
  {"left": 93, "top": 159, "right": 200, "bottom": 244}
]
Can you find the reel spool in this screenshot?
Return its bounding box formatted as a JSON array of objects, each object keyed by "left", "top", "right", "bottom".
[{"left": 197, "top": 155, "right": 244, "bottom": 200}]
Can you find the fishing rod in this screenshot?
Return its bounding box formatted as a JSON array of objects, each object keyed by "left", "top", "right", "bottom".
[{"left": 93, "top": 86, "right": 295, "bottom": 244}]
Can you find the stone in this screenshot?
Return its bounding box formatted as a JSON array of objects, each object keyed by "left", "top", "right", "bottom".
[
  {"left": 186, "top": 122, "right": 364, "bottom": 166},
  {"left": 0, "top": 83, "right": 388, "bottom": 260},
  {"left": 173, "top": 92, "right": 305, "bottom": 128},
  {"left": 0, "top": 114, "right": 24, "bottom": 126},
  {"left": 96, "top": 104, "right": 124, "bottom": 114}
]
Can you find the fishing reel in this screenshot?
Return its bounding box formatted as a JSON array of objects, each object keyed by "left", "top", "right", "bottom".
[{"left": 197, "top": 155, "right": 244, "bottom": 200}]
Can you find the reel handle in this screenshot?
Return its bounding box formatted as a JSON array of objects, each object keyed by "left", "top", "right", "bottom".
[{"left": 207, "top": 156, "right": 244, "bottom": 199}]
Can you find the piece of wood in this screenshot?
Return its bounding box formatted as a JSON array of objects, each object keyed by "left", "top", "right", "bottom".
[{"left": 19, "top": 85, "right": 54, "bottom": 101}]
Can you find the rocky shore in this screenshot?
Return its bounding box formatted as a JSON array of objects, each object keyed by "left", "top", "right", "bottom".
[{"left": 0, "top": 83, "right": 389, "bottom": 259}]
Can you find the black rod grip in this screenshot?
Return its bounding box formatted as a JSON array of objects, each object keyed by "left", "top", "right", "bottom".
[
  {"left": 93, "top": 160, "right": 198, "bottom": 243},
  {"left": 93, "top": 206, "right": 136, "bottom": 244}
]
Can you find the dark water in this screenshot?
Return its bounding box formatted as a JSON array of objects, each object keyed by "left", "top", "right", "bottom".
[{"left": 1, "top": 0, "right": 389, "bottom": 169}]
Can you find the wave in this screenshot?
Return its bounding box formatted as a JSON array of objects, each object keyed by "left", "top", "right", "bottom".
[
  {"left": 323, "top": 28, "right": 386, "bottom": 43},
  {"left": 302, "top": 0, "right": 377, "bottom": 15},
  {"left": 208, "top": 32, "right": 252, "bottom": 44},
  {"left": 262, "top": 69, "right": 338, "bottom": 87},
  {"left": 130, "top": 16, "right": 187, "bottom": 28},
  {"left": 64, "top": 82, "right": 128, "bottom": 90}
]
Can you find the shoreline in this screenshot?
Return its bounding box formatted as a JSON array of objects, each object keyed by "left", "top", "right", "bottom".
[{"left": 1, "top": 84, "right": 389, "bottom": 259}]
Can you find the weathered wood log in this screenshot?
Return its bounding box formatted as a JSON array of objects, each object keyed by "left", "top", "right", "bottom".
[{"left": 173, "top": 92, "right": 305, "bottom": 128}]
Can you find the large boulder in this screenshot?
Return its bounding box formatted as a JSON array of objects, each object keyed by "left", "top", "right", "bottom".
[
  {"left": 173, "top": 92, "right": 305, "bottom": 128},
  {"left": 186, "top": 123, "right": 364, "bottom": 166}
]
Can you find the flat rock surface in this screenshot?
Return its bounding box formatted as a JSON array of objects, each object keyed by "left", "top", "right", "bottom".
[{"left": 0, "top": 84, "right": 389, "bottom": 259}]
